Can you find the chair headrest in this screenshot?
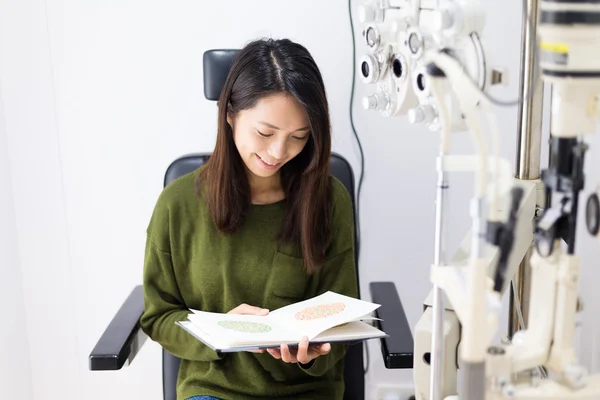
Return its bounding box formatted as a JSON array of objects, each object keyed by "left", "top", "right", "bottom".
[{"left": 203, "top": 49, "right": 239, "bottom": 101}]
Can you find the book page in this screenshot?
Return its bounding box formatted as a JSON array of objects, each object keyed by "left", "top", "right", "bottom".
[
  {"left": 267, "top": 291, "right": 380, "bottom": 339},
  {"left": 176, "top": 321, "right": 233, "bottom": 351},
  {"left": 187, "top": 310, "right": 300, "bottom": 346},
  {"left": 312, "top": 321, "right": 388, "bottom": 343}
]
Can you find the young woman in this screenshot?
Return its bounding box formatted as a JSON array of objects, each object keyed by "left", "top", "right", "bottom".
[{"left": 140, "top": 38, "right": 358, "bottom": 400}]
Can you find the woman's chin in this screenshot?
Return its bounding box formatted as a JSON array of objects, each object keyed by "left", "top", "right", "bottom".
[{"left": 248, "top": 167, "right": 279, "bottom": 179}]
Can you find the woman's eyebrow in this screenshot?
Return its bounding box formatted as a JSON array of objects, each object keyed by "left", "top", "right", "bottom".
[{"left": 258, "top": 121, "right": 310, "bottom": 132}]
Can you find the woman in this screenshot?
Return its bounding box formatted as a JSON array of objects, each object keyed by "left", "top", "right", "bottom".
[{"left": 140, "top": 38, "right": 358, "bottom": 400}]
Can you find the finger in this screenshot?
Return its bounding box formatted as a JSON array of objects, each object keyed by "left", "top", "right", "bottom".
[
  {"left": 247, "top": 349, "right": 265, "bottom": 353},
  {"left": 228, "top": 304, "right": 269, "bottom": 315},
  {"left": 254, "top": 307, "right": 270, "bottom": 315},
  {"left": 236, "top": 304, "right": 268, "bottom": 315},
  {"left": 319, "top": 343, "right": 331, "bottom": 354},
  {"left": 307, "top": 342, "right": 331, "bottom": 359},
  {"left": 267, "top": 348, "right": 281, "bottom": 359},
  {"left": 281, "top": 344, "right": 296, "bottom": 363},
  {"left": 226, "top": 303, "right": 246, "bottom": 314},
  {"left": 296, "top": 337, "right": 311, "bottom": 365}
]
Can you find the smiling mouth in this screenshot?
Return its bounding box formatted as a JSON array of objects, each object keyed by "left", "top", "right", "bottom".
[{"left": 257, "top": 154, "right": 281, "bottom": 167}]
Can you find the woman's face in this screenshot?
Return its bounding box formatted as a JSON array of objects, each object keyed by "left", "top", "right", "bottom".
[{"left": 229, "top": 93, "right": 310, "bottom": 183}]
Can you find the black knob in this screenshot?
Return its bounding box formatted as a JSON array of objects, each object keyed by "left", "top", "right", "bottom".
[{"left": 586, "top": 192, "right": 600, "bottom": 236}]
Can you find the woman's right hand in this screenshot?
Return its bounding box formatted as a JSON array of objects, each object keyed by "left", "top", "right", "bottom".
[{"left": 227, "top": 304, "right": 270, "bottom": 353}]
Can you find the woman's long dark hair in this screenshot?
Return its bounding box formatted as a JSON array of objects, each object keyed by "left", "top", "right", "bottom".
[{"left": 197, "top": 38, "right": 332, "bottom": 274}]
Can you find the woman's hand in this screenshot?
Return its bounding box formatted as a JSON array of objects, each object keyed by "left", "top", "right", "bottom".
[
  {"left": 227, "top": 303, "right": 269, "bottom": 316},
  {"left": 266, "top": 336, "right": 331, "bottom": 365},
  {"left": 227, "top": 303, "right": 269, "bottom": 353}
]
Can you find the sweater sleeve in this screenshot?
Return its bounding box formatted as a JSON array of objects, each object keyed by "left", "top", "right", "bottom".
[
  {"left": 139, "top": 198, "right": 225, "bottom": 362},
  {"left": 299, "top": 180, "right": 359, "bottom": 377}
]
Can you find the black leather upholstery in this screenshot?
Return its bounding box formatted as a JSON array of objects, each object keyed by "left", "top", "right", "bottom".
[
  {"left": 163, "top": 153, "right": 211, "bottom": 188},
  {"left": 88, "top": 286, "right": 144, "bottom": 370},
  {"left": 202, "top": 50, "right": 240, "bottom": 101},
  {"left": 369, "top": 282, "right": 414, "bottom": 369},
  {"left": 162, "top": 350, "right": 181, "bottom": 400},
  {"left": 161, "top": 152, "right": 364, "bottom": 400}
]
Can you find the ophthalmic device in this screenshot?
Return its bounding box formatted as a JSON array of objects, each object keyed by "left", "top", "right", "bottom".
[{"left": 356, "top": 0, "right": 600, "bottom": 399}]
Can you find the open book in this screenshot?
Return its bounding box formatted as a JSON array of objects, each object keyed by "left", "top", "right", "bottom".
[{"left": 176, "top": 291, "right": 388, "bottom": 353}]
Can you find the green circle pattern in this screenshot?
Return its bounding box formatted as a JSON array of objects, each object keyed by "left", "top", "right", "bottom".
[{"left": 218, "top": 320, "right": 272, "bottom": 333}]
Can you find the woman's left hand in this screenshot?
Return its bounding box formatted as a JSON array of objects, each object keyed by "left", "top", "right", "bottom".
[{"left": 266, "top": 336, "right": 330, "bottom": 365}]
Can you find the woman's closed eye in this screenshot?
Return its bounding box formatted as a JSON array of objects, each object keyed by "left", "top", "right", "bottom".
[
  {"left": 257, "top": 129, "right": 308, "bottom": 141},
  {"left": 256, "top": 129, "right": 273, "bottom": 138},
  {"left": 292, "top": 135, "right": 309, "bottom": 141}
]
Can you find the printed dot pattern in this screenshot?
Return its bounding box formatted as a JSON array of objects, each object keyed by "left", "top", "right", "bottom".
[
  {"left": 217, "top": 321, "right": 272, "bottom": 333},
  {"left": 294, "top": 302, "right": 346, "bottom": 320}
]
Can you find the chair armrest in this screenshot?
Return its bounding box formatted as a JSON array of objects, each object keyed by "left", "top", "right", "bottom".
[
  {"left": 89, "top": 285, "right": 147, "bottom": 370},
  {"left": 369, "top": 282, "right": 414, "bottom": 369}
]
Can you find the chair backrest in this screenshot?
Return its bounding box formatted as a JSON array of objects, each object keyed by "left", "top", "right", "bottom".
[{"left": 161, "top": 152, "right": 364, "bottom": 400}]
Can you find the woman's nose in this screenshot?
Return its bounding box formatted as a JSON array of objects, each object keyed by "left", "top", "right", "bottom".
[{"left": 268, "top": 139, "right": 287, "bottom": 160}]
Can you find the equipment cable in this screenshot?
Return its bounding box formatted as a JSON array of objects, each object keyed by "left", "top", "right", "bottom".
[{"left": 348, "top": 0, "right": 369, "bottom": 375}]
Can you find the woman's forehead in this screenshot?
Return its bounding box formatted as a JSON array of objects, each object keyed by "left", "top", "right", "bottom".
[{"left": 242, "top": 93, "right": 309, "bottom": 129}]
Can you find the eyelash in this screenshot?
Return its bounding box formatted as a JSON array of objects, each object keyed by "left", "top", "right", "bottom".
[
  {"left": 256, "top": 130, "right": 307, "bottom": 141},
  {"left": 256, "top": 130, "right": 272, "bottom": 138}
]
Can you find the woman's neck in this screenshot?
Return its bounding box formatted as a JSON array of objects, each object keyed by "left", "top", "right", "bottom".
[{"left": 248, "top": 172, "right": 285, "bottom": 204}]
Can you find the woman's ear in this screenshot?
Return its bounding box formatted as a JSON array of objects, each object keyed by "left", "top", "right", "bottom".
[{"left": 226, "top": 103, "right": 234, "bottom": 127}]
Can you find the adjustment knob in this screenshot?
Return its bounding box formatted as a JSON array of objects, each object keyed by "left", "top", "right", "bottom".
[
  {"left": 358, "top": 5, "right": 376, "bottom": 23},
  {"left": 433, "top": 8, "right": 454, "bottom": 30},
  {"left": 362, "top": 93, "right": 388, "bottom": 111},
  {"left": 408, "top": 105, "right": 435, "bottom": 124}
]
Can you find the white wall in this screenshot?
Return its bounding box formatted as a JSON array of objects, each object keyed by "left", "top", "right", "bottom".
[
  {"left": 1, "top": 0, "right": 84, "bottom": 398},
  {"left": 0, "top": 66, "right": 34, "bottom": 400},
  {"left": 1, "top": 0, "right": 599, "bottom": 399}
]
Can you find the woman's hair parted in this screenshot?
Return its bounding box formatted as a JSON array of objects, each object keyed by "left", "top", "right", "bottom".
[{"left": 197, "top": 38, "right": 333, "bottom": 274}]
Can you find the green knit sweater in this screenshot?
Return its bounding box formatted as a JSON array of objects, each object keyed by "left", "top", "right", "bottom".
[{"left": 140, "top": 169, "right": 358, "bottom": 400}]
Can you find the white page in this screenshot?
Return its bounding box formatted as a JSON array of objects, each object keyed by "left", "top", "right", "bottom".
[
  {"left": 312, "top": 321, "right": 388, "bottom": 342},
  {"left": 267, "top": 291, "right": 381, "bottom": 339},
  {"left": 176, "top": 321, "right": 233, "bottom": 350},
  {"left": 187, "top": 310, "right": 300, "bottom": 346}
]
